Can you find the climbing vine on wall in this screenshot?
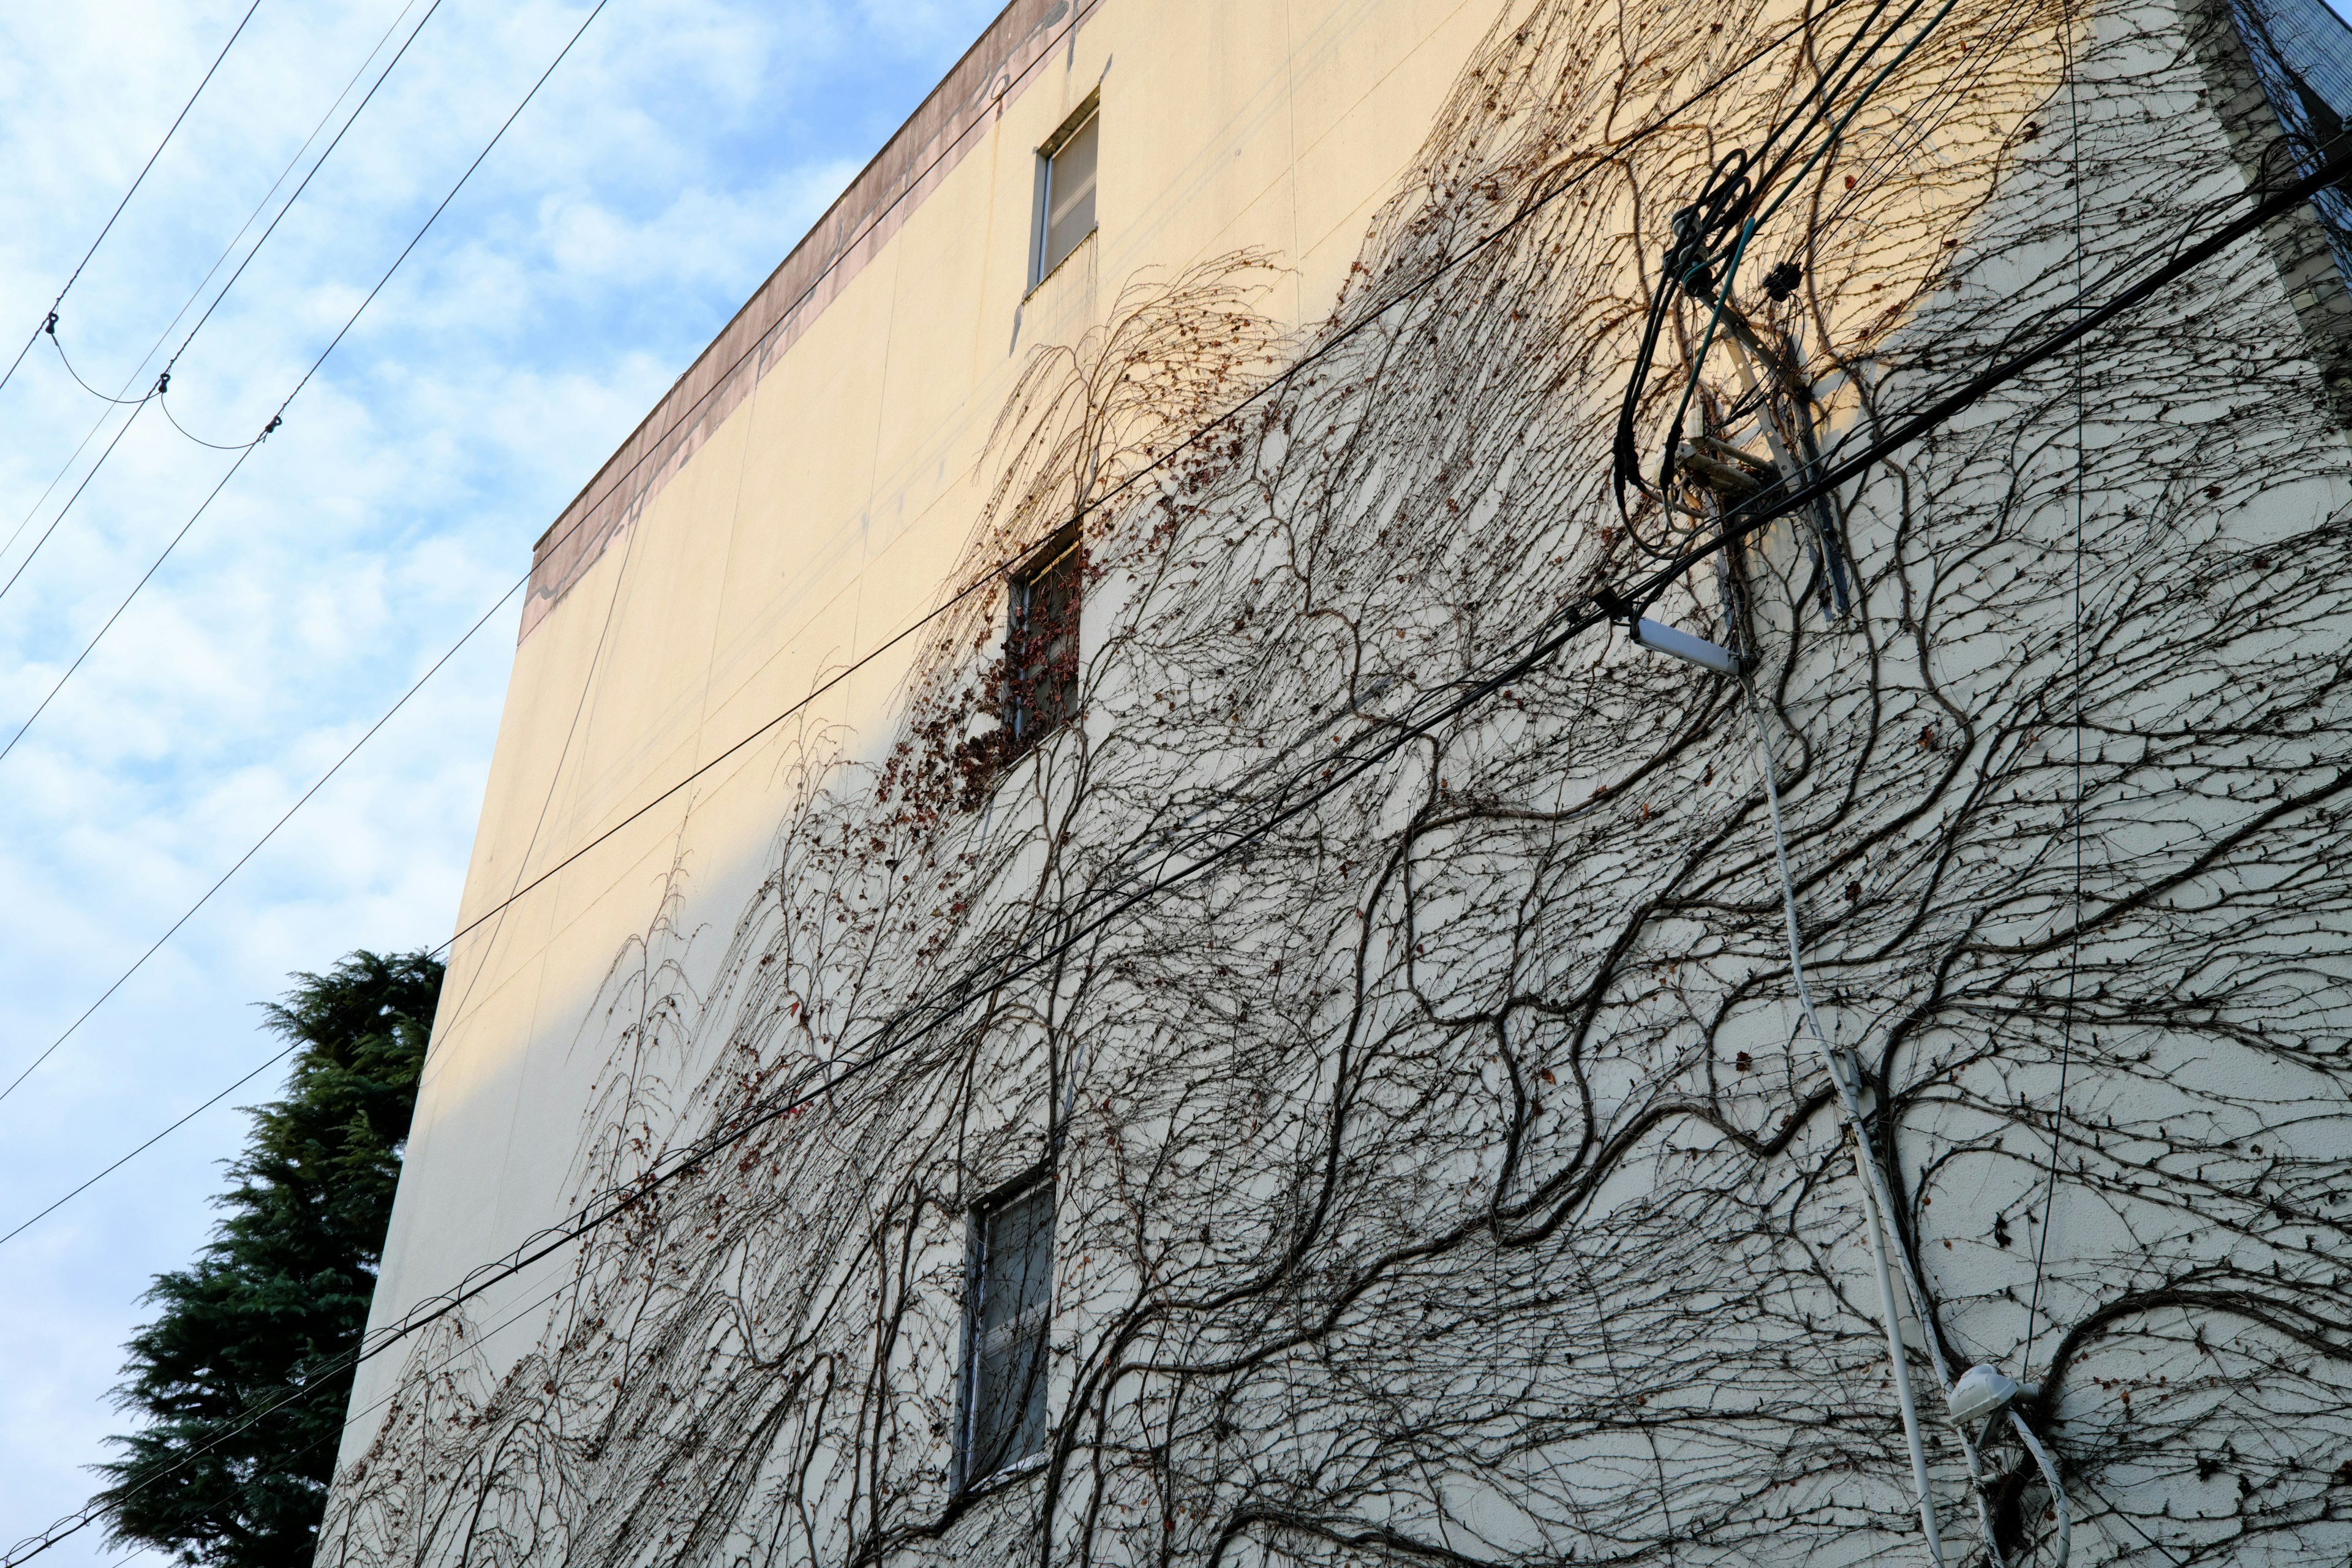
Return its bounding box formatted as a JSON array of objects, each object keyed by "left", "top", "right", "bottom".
[{"left": 317, "top": 0, "right": 2352, "bottom": 1564}]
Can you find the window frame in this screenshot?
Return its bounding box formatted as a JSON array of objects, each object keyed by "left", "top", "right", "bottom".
[
  {"left": 1002, "top": 522, "right": 1084, "bottom": 759},
  {"left": 1030, "top": 96, "right": 1101, "bottom": 290},
  {"left": 954, "top": 1171, "right": 1056, "bottom": 1491}
]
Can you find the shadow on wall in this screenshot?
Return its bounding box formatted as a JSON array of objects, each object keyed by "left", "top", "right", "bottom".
[{"left": 320, "top": 0, "right": 2352, "bottom": 1564}]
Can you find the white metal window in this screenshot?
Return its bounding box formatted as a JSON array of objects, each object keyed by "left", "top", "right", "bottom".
[
  {"left": 960, "top": 1180, "right": 1053, "bottom": 1483},
  {"left": 1031, "top": 102, "right": 1099, "bottom": 287}
]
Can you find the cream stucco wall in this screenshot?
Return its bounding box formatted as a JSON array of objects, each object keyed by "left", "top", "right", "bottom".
[
  {"left": 347, "top": 0, "right": 1502, "bottom": 1464},
  {"left": 323, "top": 0, "right": 2352, "bottom": 1558}
]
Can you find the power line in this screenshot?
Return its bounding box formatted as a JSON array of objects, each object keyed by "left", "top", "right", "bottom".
[
  {"left": 0, "top": 0, "right": 435, "bottom": 573},
  {"left": 0, "top": 398, "right": 153, "bottom": 605},
  {"left": 158, "top": 0, "right": 453, "bottom": 388},
  {"left": 4, "top": 104, "right": 2336, "bottom": 1568},
  {"left": 0, "top": 0, "right": 265, "bottom": 401},
  {"left": 0, "top": 0, "right": 450, "bottom": 612},
  {"left": 7, "top": 1261, "right": 582, "bottom": 1568},
  {"left": 0, "top": 1045, "right": 297, "bottom": 1251},
  {"left": 0, "top": 444, "right": 259, "bottom": 769},
  {"left": 0, "top": 573, "right": 530, "bottom": 1110},
  {"left": 0, "top": 0, "right": 612, "bottom": 767}
]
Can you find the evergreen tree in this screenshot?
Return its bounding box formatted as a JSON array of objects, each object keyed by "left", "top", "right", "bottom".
[{"left": 95, "top": 950, "right": 444, "bottom": 1568}]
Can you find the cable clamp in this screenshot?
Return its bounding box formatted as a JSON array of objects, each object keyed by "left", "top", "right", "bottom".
[
  {"left": 43, "top": 312, "right": 58, "bottom": 336},
  {"left": 262, "top": 415, "right": 282, "bottom": 440},
  {"left": 155, "top": 371, "right": 170, "bottom": 395},
  {"left": 1662, "top": 205, "right": 1716, "bottom": 300}
]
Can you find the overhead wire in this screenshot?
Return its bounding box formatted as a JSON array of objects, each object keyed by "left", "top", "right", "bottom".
[
  {"left": 43, "top": 326, "right": 156, "bottom": 405},
  {"left": 0, "top": 0, "right": 432, "bottom": 574},
  {"left": 0, "top": 572, "right": 534, "bottom": 1112},
  {"left": 0, "top": 0, "right": 612, "bottom": 770},
  {"left": 0, "top": 0, "right": 1841, "bottom": 1131},
  {"left": 154, "top": 0, "right": 451, "bottom": 390},
  {"left": 10, "top": 1261, "right": 583, "bottom": 1568},
  {"left": 0, "top": 1042, "right": 299, "bottom": 1251},
  {"left": 4, "top": 116, "right": 2340, "bottom": 1568},
  {"left": 0, "top": 0, "right": 265, "bottom": 400},
  {"left": 0, "top": 402, "right": 153, "bottom": 605}
]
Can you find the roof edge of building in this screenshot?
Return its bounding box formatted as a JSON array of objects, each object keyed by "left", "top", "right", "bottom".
[{"left": 521, "top": 0, "right": 1094, "bottom": 642}]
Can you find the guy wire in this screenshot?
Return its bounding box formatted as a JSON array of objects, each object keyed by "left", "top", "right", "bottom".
[{"left": 2022, "top": 0, "right": 2087, "bottom": 1376}]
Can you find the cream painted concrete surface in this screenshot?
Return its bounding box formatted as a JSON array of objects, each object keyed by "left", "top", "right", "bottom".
[{"left": 345, "top": 0, "right": 1499, "bottom": 1465}]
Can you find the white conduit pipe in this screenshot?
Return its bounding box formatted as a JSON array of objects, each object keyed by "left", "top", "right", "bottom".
[
  {"left": 2008, "top": 1411, "right": 2072, "bottom": 1568},
  {"left": 1742, "top": 696, "right": 1947, "bottom": 1568},
  {"left": 1744, "top": 693, "right": 2071, "bottom": 1567}
]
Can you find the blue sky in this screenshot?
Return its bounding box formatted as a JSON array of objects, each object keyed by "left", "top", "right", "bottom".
[{"left": 0, "top": 1, "right": 1005, "bottom": 1559}]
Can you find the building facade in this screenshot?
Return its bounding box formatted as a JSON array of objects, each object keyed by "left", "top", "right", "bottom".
[{"left": 323, "top": 0, "right": 2352, "bottom": 1564}]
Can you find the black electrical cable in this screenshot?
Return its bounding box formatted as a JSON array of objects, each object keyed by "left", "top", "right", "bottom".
[
  {"left": 0, "top": 0, "right": 612, "bottom": 772},
  {"left": 6, "top": 128, "right": 2341, "bottom": 1568},
  {"left": 157, "top": 390, "right": 266, "bottom": 452},
  {"left": 0, "top": 398, "right": 154, "bottom": 606},
  {"left": 45, "top": 325, "right": 156, "bottom": 406},
  {"left": 156, "top": 0, "right": 451, "bottom": 388},
  {"left": 0, "top": 0, "right": 265, "bottom": 402},
  {"left": 0, "top": 571, "right": 531, "bottom": 1112},
  {"left": 2, "top": 1260, "right": 583, "bottom": 1568},
  {"left": 1615, "top": 0, "right": 1966, "bottom": 518},
  {"left": 0, "top": 443, "right": 257, "bottom": 771},
  {"left": 1622, "top": 146, "right": 2352, "bottom": 616},
  {"left": 0, "top": 1044, "right": 298, "bottom": 1251}
]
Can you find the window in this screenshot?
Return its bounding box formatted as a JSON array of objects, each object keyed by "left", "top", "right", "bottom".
[
  {"left": 1031, "top": 101, "right": 1099, "bottom": 287},
  {"left": 1005, "top": 526, "right": 1082, "bottom": 753},
  {"left": 960, "top": 1180, "right": 1053, "bottom": 1483}
]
